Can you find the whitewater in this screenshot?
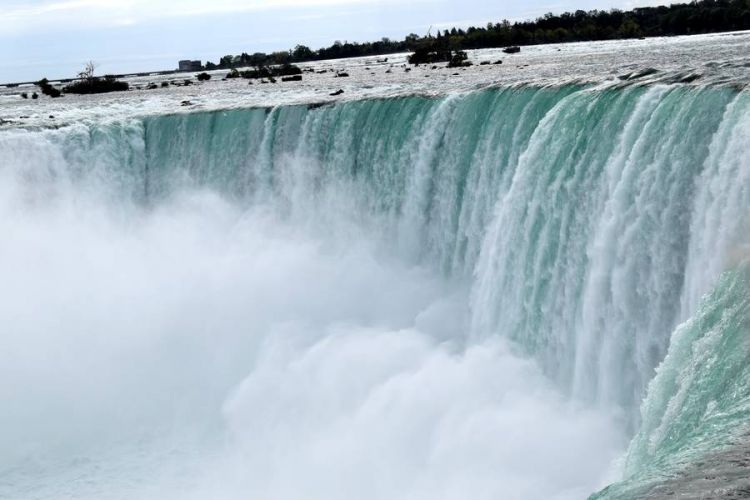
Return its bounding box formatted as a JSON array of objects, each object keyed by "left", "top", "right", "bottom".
[{"left": 1, "top": 32, "right": 749, "bottom": 499}]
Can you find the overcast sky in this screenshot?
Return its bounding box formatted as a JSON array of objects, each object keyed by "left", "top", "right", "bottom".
[{"left": 0, "top": 0, "right": 665, "bottom": 82}]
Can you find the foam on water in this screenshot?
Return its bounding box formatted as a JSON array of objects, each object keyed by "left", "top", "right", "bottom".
[
  {"left": 0, "top": 165, "right": 624, "bottom": 500},
  {"left": 1, "top": 34, "right": 750, "bottom": 499}
]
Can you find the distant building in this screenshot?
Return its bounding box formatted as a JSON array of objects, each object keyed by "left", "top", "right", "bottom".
[{"left": 178, "top": 60, "right": 203, "bottom": 72}]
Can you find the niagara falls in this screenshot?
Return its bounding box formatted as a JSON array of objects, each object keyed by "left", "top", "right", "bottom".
[{"left": 1, "top": 1, "right": 749, "bottom": 499}]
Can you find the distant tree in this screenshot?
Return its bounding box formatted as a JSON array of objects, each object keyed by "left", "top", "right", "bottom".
[
  {"left": 200, "top": 0, "right": 750, "bottom": 70},
  {"left": 292, "top": 45, "right": 314, "bottom": 61},
  {"left": 618, "top": 18, "right": 643, "bottom": 38},
  {"left": 248, "top": 52, "right": 268, "bottom": 68},
  {"left": 270, "top": 51, "right": 291, "bottom": 65},
  {"left": 36, "top": 78, "right": 61, "bottom": 98},
  {"left": 62, "top": 63, "right": 129, "bottom": 94},
  {"left": 219, "top": 55, "right": 235, "bottom": 68},
  {"left": 78, "top": 61, "right": 97, "bottom": 83}
]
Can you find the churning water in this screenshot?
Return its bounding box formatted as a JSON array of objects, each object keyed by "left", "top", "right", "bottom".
[{"left": 1, "top": 33, "right": 749, "bottom": 499}]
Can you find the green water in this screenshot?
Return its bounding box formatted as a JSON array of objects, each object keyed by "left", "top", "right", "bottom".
[{"left": 1, "top": 83, "right": 749, "bottom": 497}]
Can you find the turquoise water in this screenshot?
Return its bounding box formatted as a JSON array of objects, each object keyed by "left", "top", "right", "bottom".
[
  {"left": 1, "top": 84, "right": 749, "bottom": 498},
  {"left": 594, "top": 267, "right": 750, "bottom": 498}
]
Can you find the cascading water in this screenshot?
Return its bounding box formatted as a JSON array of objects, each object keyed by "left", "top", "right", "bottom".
[{"left": 0, "top": 82, "right": 748, "bottom": 499}]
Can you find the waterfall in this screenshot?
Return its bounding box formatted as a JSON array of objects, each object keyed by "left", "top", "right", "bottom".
[{"left": 0, "top": 83, "right": 748, "bottom": 499}]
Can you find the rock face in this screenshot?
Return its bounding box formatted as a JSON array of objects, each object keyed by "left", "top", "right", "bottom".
[
  {"left": 612, "top": 437, "right": 750, "bottom": 500},
  {"left": 503, "top": 46, "right": 521, "bottom": 54}
]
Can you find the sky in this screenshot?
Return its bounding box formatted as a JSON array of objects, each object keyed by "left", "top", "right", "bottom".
[{"left": 0, "top": 0, "right": 666, "bottom": 82}]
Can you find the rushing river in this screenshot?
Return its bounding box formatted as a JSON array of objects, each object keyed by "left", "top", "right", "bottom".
[{"left": 1, "top": 32, "right": 749, "bottom": 499}]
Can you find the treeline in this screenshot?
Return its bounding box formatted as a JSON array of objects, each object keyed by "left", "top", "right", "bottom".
[{"left": 204, "top": 0, "right": 750, "bottom": 69}]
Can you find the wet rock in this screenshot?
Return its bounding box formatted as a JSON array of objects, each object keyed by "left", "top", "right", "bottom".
[
  {"left": 408, "top": 47, "right": 451, "bottom": 65},
  {"left": 503, "top": 46, "right": 521, "bottom": 54},
  {"left": 181, "top": 100, "right": 192, "bottom": 106},
  {"left": 281, "top": 75, "right": 302, "bottom": 82},
  {"left": 330, "top": 89, "right": 344, "bottom": 96},
  {"left": 447, "top": 50, "right": 472, "bottom": 68},
  {"left": 336, "top": 72, "right": 350, "bottom": 78}
]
